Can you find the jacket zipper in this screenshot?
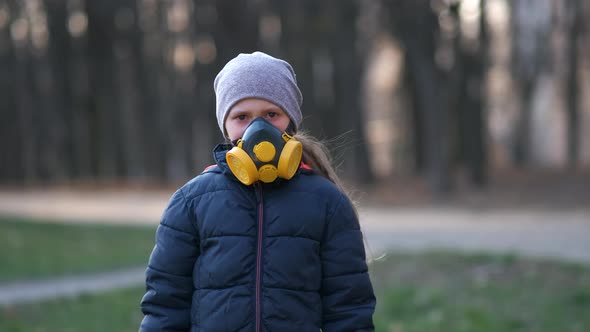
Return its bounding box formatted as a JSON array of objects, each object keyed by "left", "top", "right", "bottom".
[{"left": 255, "top": 183, "right": 264, "bottom": 332}]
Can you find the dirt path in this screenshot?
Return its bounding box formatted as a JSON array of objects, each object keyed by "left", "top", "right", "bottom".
[
  {"left": 360, "top": 207, "right": 590, "bottom": 264},
  {"left": 1, "top": 189, "right": 589, "bottom": 263},
  {"left": 1, "top": 189, "right": 589, "bottom": 305},
  {"left": 0, "top": 267, "right": 145, "bottom": 306}
]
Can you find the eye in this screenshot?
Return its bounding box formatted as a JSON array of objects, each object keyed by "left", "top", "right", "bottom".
[
  {"left": 267, "top": 112, "right": 278, "bottom": 118},
  {"left": 236, "top": 114, "right": 247, "bottom": 121}
]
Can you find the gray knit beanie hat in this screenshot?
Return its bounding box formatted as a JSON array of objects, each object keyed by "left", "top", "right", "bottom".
[{"left": 214, "top": 51, "right": 303, "bottom": 135}]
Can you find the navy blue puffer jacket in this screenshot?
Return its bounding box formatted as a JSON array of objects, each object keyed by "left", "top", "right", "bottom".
[{"left": 140, "top": 144, "right": 376, "bottom": 331}]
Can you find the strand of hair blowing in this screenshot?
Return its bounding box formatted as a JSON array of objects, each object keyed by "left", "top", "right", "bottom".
[
  {"left": 294, "top": 132, "right": 356, "bottom": 208},
  {"left": 295, "top": 131, "right": 375, "bottom": 260}
]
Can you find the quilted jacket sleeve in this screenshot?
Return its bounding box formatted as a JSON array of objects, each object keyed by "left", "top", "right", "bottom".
[
  {"left": 140, "top": 189, "right": 199, "bottom": 332},
  {"left": 320, "top": 193, "right": 376, "bottom": 332}
]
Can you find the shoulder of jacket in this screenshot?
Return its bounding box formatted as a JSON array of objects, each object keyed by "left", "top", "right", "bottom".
[
  {"left": 288, "top": 172, "right": 345, "bottom": 206},
  {"left": 176, "top": 166, "right": 234, "bottom": 200},
  {"left": 201, "top": 164, "right": 220, "bottom": 174}
]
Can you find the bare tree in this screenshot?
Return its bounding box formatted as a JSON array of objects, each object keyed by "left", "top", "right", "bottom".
[
  {"left": 0, "top": 0, "right": 20, "bottom": 182},
  {"left": 386, "top": 0, "right": 453, "bottom": 194},
  {"left": 564, "top": 0, "right": 582, "bottom": 169},
  {"left": 509, "top": 0, "right": 552, "bottom": 166}
]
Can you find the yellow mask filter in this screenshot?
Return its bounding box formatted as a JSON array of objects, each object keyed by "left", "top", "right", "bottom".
[{"left": 226, "top": 118, "right": 302, "bottom": 185}]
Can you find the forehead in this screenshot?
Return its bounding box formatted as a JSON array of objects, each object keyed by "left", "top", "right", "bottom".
[{"left": 228, "top": 98, "right": 284, "bottom": 114}]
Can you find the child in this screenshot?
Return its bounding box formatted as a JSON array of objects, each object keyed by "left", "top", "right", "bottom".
[{"left": 140, "top": 51, "right": 376, "bottom": 331}]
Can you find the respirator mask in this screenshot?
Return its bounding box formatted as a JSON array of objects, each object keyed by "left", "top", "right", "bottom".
[{"left": 226, "top": 118, "right": 302, "bottom": 186}]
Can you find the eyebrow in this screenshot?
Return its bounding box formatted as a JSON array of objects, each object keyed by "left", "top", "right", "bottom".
[
  {"left": 230, "top": 106, "right": 283, "bottom": 114},
  {"left": 263, "top": 108, "right": 282, "bottom": 113}
]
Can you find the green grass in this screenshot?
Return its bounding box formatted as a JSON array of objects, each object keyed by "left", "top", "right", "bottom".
[
  {"left": 1, "top": 287, "right": 145, "bottom": 332},
  {"left": 370, "top": 252, "right": 590, "bottom": 332},
  {"left": 2, "top": 251, "right": 590, "bottom": 332},
  {"left": 0, "top": 216, "right": 156, "bottom": 282},
  {"left": 1, "top": 218, "right": 589, "bottom": 331}
]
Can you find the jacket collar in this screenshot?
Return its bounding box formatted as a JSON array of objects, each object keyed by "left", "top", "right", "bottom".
[{"left": 212, "top": 143, "right": 235, "bottom": 175}]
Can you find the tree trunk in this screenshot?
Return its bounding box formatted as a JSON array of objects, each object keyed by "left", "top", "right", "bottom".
[
  {"left": 457, "top": 0, "right": 489, "bottom": 187},
  {"left": 44, "top": 0, "right": 72, "bottom": 182},
  {"left": 86, "top": 1, "right": 121, "bottom": 179},
  {"left": 509, "top": 0, "right": 552, "bottom": 166},
  {"left": 565, "top": 0, "right": 581, "bottom": 169},
  {"left": 113, "top": 3, "right": 146, "bottom": 180},
  {"left": 333, "top": 0, "right": 373, "bottom": 184},
  {"left": 0, "top": 0, "right": 20, "bottom": 182},
  {"left": 137, "top": 0, "right": 166, "bottom": 180},
  {"left": 389, "top": 0, "right": 452, "bottom": 194},
  {"left": 68, "top": 0, "right": 93, "bottom": 180},
  {"left": 11, "top": 1, "right": 38, "bottom": 183}
]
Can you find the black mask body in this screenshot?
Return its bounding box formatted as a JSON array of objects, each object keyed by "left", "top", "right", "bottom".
[{"left": 226, "top": 118, "right": 302, "bottom": 185}]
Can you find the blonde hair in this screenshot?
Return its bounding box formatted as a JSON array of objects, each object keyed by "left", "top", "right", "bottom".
[
  {"left": 295, "top": 131, "right": 376, "bottom": 261},
  {"left": 294, "top": 131, "right": 357, "bottom": 209}
]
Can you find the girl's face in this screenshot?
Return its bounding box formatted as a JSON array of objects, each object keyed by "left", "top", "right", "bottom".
[{"left": 225, "top": 98, "right": 292, "bottom": 141}]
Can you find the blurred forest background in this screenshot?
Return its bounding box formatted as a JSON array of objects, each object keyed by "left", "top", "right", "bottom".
[{"left": 0, "top": 0, "right": 589, "bottom": 197}]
